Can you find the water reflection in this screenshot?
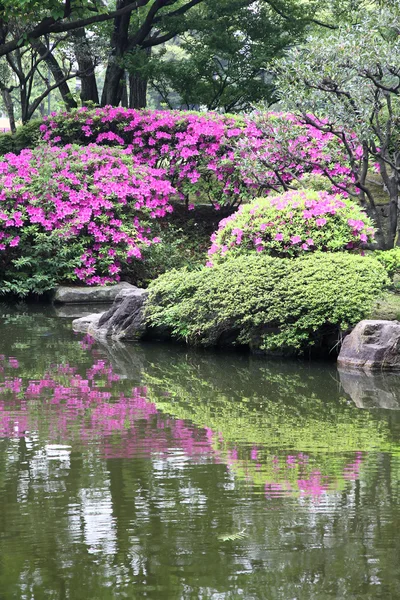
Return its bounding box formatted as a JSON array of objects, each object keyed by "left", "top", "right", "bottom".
[
  {"left": 339, "top": 367, "right": 400, "bottom": 410},
  {"left": 1, "top": 306, "right": 400, "bottom": 598},
  {"left": 0, "top": 344, "right": 385, "bottom": 499}
]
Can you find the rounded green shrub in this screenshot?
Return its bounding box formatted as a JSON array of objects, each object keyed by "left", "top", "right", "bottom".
[
  {"left": 207, "top": 189, "right": 375, "bottom": 264},
  {"left": 374, "top": 247, "right": 400, "bottom": 279},
  {"left": 145, "top": 252, "right": 388, "bottom": 354}
]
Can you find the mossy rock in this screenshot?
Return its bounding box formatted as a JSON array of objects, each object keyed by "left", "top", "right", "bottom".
[{"left": 370, "top": 293, "right": 400, "bottom": 321}]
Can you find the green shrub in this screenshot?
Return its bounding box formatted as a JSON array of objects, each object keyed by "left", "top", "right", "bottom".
[
  {"left": 145, "top": 253, "right": 388, "bottom": 354},
  {"left": 208, "top": 189, "right": 375, "bottom": 264},
  {"left": 0, "top": 120, "right": 42, "bottom": 155},
  {"left": 374, "top": 247, "right": 400, "bottom": 279}
]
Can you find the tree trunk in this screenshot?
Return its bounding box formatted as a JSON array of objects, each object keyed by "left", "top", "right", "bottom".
[
  {"left": 1, "top": 89, "right": 16, "bottom": 133},
  {"left": 101, "top": 60, "right": 125, "bottom": 106},
  {"left": 101, "top": 0, "right": 132, "bottom": 106},
  {"left": 129, "top": 70, "right": 148, "bottom": 108},
  {"left": 31, "top": 40, "right": 77, "bottom": 111},
  {"left": 72, "top": 28, "right": 99, "bottom": 105},
  {"left": 367, "top": 204, "right": 387, "bottom": 250},
  {"left": 128, "top": 46, "right": 151, "bottom": 108},
  {"left": 378, "top": 163, "right": 398, "bottom": 248},
  {"left": 389, "top": 190, "right": 399, "bottom": 248}
]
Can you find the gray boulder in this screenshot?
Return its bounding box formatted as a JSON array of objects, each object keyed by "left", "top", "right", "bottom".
[
  {"left": 71, "top": 312, "right": 105, "bottom": 334},
  {"left": 337, "top": 319, "right": 400, "bottom": 370},
  {"left": 72, "top": 287, "right": 149, "bottom": 341},
  {"left": 54, "top": 282, "right": 136, "bottom": 304}
]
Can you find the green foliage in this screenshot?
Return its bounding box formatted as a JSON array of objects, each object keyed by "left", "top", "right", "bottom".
[
  {"left": 125, "top": 0, "right": 314, "bottom": 112},
  {"left": 275, "top": 4, "right": 400, "bottom": 248},
  {"left": 0, "top": 232, "right": 82, "bottom": 297},
  {"left": 145, "top": 252, "right": 388, "bottom": 354},
  {"left": 0, "top": 119, "right": 42, "bottom": 155},
  {"left": 374, "top": 248, "right": 400, "bottom": 279},
  {"left": 127, "top": 220, "right": 209, "bottom": 287}
]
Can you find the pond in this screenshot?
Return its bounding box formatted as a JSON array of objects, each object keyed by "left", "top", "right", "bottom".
[{"left": 0, "top": 304, "right": 400, "bottom": 599}]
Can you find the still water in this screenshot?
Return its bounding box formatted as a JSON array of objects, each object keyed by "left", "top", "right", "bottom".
[{"left": 1, "top": 304, "right": 400, "bottom": 599}]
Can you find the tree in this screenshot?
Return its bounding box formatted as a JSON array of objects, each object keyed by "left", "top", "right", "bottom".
[
  {"left": 0, "top": 0, "right": 150, "bottom": 58},
  {"left": 275, "top": 4, "right": 400, "bottom": 248},
  {"left": 0, "top": 35, "right": 84, "bottom": 124},
  {"left": 0, "top": 0, "right": 367, "bottom": 119},
  {"left": 101, "top": 0, "right": 334, "bottom": 108},
  {"left": 130, "top": 0, "right": 301, "bottom": 112}
]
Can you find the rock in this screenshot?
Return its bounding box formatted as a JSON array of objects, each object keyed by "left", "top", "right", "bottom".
[
  {"left": 337, "top": 319, "right": 400, "bottom": 370},
  {"left": 72, "top": 312, "right": 105, "bottom": 334},
  {"left": 53, "top": 282, "right": 136, "bottom": 304},
  {"left": 96, "top": 288, "right": 149, "bottom": 341},
  {"left": 339, "top": 368, "right": 400, "bottom": 409},
  {"left": 52, "top": 304, "right": 112, "bottom": 318},
  {"left": 72, "top": 287, "right": 149, "bottom": 341},
  {"left": 86, "top": 338, "right": 147, "bottom": 380}
]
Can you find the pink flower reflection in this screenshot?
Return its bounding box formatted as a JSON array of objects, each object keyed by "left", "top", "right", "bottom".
[{"left": 297, "top": 470, "right": 329, "bottom": 496}]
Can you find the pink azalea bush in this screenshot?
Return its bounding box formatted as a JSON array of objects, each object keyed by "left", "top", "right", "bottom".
[
  {"left": 207, "top": 189, "right": 375, "bottom": 264},
  {"left": 38, "top": 107, "right": 355, "bottom": 208},
  {"left": 235, "top": 112, "right": 358, "bottom": 196},
  {"left": 39, "top": 107, "right": 252, "bottom": 209},
  {"left": 0, "top": 144, "right": 174, "bottom": 294}
]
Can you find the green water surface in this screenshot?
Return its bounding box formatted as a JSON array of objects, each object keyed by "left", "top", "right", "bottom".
[{"left": 0, "top": 304, "right": 400, "bottom": 599}]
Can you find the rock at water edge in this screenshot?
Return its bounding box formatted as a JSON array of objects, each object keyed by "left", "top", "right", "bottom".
[{"left": 337, "top": 319, "right": 400, "bottom": 370}]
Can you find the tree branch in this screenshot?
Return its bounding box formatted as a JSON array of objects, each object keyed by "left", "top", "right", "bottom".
[{"left": 0, "top": 0, "right": 151, "bottom": 58}]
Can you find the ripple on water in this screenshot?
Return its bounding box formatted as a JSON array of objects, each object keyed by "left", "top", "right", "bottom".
[{"left": 0, "top": 307, "right": 400, "bottom": 598}]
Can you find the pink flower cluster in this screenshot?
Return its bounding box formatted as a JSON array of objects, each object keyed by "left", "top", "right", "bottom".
[
  {"left": 208, "top": 189, "right": 375, "bottom": 264},
  {"left": 0, "top": 144, "right": 175, "bottom": 284},
  {"left": 39, "top": 107, "right": 355, "bottom": 208}
]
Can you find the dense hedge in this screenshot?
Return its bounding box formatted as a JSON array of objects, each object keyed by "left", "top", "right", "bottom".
[
  {"left": 374, "top": 247, "right": 400, "bottom": 279},
  {"left": 145, "top": 252, "right": 388, "bottom": 354},
  {"left": 208, "top": 189, "right": 375, "bottom": 264}
]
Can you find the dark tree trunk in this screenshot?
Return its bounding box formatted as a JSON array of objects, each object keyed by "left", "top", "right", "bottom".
[
  {"left": 389, "top": 188, "right": 399, "bottom": 248},
  {"left": 129, "top": 70, "right": 148, "bottom": 108},
  {"left": 101, "top": 0, "right": 132, "bottom": 106},
  {"left": 31, "top": 40, "right": 77, "bottom": 111},
  {"left": 102, "top": 60, "right": 125, "bottom": 106},
  {"left": 1, "top": 89, "right": 16, "bottom": 133},
  {"left": 72, "top": 28, "right": 99, "bottom": 105},
  {"left": 128, "top": 45, "right": 150, "bottom": 108},
  {"left": 378, "top": 158, "right": 398, "bottom": 248}
]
